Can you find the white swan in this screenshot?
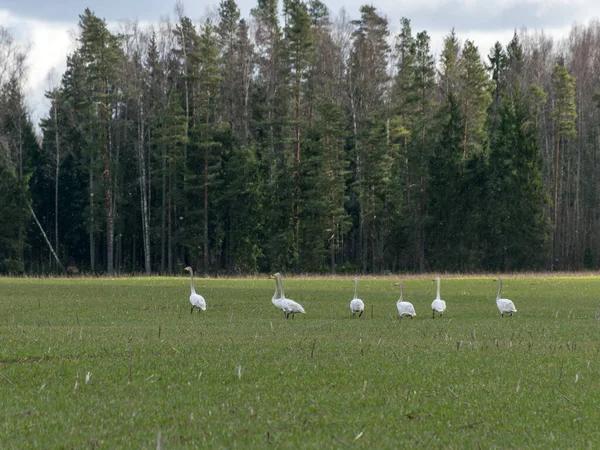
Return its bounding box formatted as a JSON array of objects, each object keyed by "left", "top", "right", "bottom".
[
  {"left": 349, "top": 277, "right": 365, "bottom": 318},
  {"left": 431, "top": 276, "right": 447, "bottom": 318},
  {"left": 396, "top": 282, "right": 416, "bottom": 319},
  {"left": 276, "top": 273, "right": 306, "bottom": 319},
  {"left": 271, "top": 273, "right": 287, "bottom": 318},
  {"left": 184, "top": 266, "right": 206, "bottom": 313},
  {"left": 495, "top": 278, "right": 517, "bottom": 317}
]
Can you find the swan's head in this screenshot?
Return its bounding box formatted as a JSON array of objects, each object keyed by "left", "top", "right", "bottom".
[
  {"left": 184, "top": 266, "right": 192, "bottom": 272},
  {"left": 353, "top": 277, "right": 359, "bottom": 282}
]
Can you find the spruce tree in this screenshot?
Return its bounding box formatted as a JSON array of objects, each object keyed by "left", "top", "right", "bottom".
[
  {"left": 427, "top": 95, "right": 463, "bottom": 270},
  {"left": 487, "top": 86, "right": 548, "bottom": 270},
  {"left": 299, "top": 101, "right": 349, "bottom": 272}
]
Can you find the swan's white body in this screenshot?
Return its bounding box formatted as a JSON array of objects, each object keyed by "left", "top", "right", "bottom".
[
  {"left": 396, "top": 282, "right": 416, "bottom": 319},
  {"left": 431, "top": 277, "right": 447, "bottom": 318},
  {"left": 349, "top": 278, "right": 365, "bottom": 318},
  {"left": 184, "top": 266, "right": 206, "bottom": 313},
  {"left": 496, "top": 278, "right": 517, "bottom": 317},
  {"left": 276, "top": 273, "right": 306, "bottom": 319}
]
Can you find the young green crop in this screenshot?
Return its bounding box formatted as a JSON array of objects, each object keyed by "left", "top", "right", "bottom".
[{"left": 1, "top": 276, "right": 600, "bottom": 448}]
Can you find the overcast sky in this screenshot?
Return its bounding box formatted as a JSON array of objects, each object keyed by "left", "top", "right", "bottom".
[{"left": 2, "top": 0, "right": 597, "bottom": 126}]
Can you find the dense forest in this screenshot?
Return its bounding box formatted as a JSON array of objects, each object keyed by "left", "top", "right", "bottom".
[{"left": 1, "top": 1, "right": 599, "bottom": 275}]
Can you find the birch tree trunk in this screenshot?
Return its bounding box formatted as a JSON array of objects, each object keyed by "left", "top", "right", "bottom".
[{"left": 138, "top": 99, "right": 151, "bottom": 274}]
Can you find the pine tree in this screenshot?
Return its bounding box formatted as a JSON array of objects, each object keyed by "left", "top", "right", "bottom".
[
  {"left": 348, "top": 5, "right": 390, "bottom": 272},
  {"left": 283, "top": 0, "right": 313, "bottom": 269},
  {"left": 232, "top": 19, "right": 254, "bottom": 146},
  {"left": 217, "top": 0, "right": 241, "bottom": 128},
  {"left": 77, "top": 9, "right": 123, "bottom": 273},
  {"left": 458, "top": 40, "right": 492, "bottom": 159}
]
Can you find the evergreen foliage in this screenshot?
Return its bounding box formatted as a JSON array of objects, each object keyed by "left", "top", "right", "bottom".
[{"left": 2, "top": 6, "right": 598, "bottom": 274}]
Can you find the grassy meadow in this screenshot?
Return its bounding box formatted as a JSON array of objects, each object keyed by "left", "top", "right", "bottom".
[{"left": 1, "top": 274, "right": 600, "bottom": 448}]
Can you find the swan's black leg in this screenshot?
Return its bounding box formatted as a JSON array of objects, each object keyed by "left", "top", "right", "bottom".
[
  {"left": 432, "top": 310, "right": 435, "bottom": 319},
  {"left": 190, "top": 305, "right": 194, "bottom": 314},
  {"left": 359, "top": 310, "right": 363, "bottom": 318}
]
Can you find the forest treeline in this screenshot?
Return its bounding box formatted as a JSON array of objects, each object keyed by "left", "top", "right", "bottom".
[{"left": 1, "top": 2, "right": 599, "bottom": 275}]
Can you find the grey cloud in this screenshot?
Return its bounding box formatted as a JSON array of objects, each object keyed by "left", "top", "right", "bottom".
[
  {"left": 2, "top": 0, "right": 171, "bottom": 22},
  {"left": 393, "top": 0, "right": 582, "bottom": 33}
]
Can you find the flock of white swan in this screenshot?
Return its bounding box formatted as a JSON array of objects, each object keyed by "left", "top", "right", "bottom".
[{"left": 183, "top": 267, "right": 518, "bottom": 319}]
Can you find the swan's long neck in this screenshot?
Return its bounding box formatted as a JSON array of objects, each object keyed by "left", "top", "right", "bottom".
[
  {"left": 496, "top": 279, "right": 502, "bottom": 300},
  {"left": 436, "top": 277, "right": 441, "bottom": 300},
  {"left": 189, "top": 271, "right": 196, "bottom": 295},
  {"left": 278, "top": 276, "right": 285, "bottom": 299},
  {"left": 273, "top": 276, "right": 279, "bottom": 299},
  {"left": 399, "top": 283, "right": 404, "bottom": 302},
  {"left": 353, "top": 279, "right": 359, "bottom": 299}
]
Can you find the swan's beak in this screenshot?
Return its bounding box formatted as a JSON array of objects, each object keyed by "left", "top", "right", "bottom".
[{"left": 269, "top": 274, "right": 274, "bottom": 279}]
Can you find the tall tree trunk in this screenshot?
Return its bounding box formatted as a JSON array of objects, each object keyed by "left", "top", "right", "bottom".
[
  {"left": 138, "top": 100, "right": 151, "bottom": 274},
  {"left": 168, "top": 154, "right": 173, "bottom": 275},
  {"left": 54, "top": 96, "right": 60, "bottom": 261},
  {"left": 26, "top": 202, "right": 64, "bottom": 271},
  {"left": 330, "top": 215, "right": 336, "bottom": 274},
  {"left": 419, "top": 181, "right": 425, "bottom": 272},
  {"left": 104, "top": 97, "right": 114, "bottom": 274},
  {"left": 161, "top": 140, "right": 166, "bottom": 273},
  {"left": 203, "top": 89, "right": 210, "bottom": 274},
  {"left": 350, "top": 91, "right": 364, "bottom": 272},
  {"left": 89, "top": 155, "right": 95, "bottom": 272},
  {"left": 243, "top": 61, "right": 250, "bottom": 147},
  {"left": 552, "top": 131, "right": 561, "bottom": 270},
  {"left": 294, "top": 72, "right": 301, "bottom": 272},
  {"left": 462, "top": 99, "right": 469, "bottom": 160}
]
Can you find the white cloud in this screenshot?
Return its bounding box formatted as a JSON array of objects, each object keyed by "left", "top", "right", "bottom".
[
  {"left": 1, "top": 9, "right": 74, "bottom": 126},
  {"left": 426, "top": 25, "right": 572, "bottom": 60}
]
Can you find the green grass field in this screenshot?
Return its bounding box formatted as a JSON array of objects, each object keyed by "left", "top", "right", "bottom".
[{"left": 1, "top": 275, "right": 600, "bottom": 448}]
